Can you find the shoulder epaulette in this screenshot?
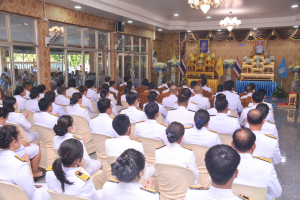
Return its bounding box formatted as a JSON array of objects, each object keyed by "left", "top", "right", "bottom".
[
  {"left": 86, "top": 96, "right": 90, "bottom": 99},
  {"left": 54, "top": 102, "right": 60, "bottom": 105},
  {"left": 268, "top": 121, "right": 275, "bottom": 124},
  {"left": 73, "top": 135, "right": 82, "bottom": 140},
  {"left": 209, "top": 114, "right": 216, "bottom": 116},
  {"left": 65, "top": 96, "right": 70, "bottom": 99},
  {"left": 208, "top": 129, "right": 218, "bottom": 134},
  {"left": 110, "top": 116, "right": 114, "bottom": 119},
  {"left": 46, "top": 166, "right": 53, "bottom": 171},
  {"left": 15, "top": 110, "right": 21, "bottom": 113},
  {"left": 191, "top": 102, "right": 197, "bottom": 105},
  {"left": 254, "top": 156, "right": 272, "bottom": 163},
  {"left": 136, "top": 121, "right": 145, "bottom": 124},
  {"left": 50, "top": 113, "right": 59, "bottom": 117},
  {"left": 189, "top": 186, "right": 209, "bottom": 190},
  {"left": 182, "top": 146, "right": 193, "bottom": 151},
  {"left": 108, "top": 178, "right": 119, "bottom": 183},
  {"left": 130, "top": 138, "right": 142, "bottom": 142},
  {"left": 80, "top": 105, "right": 87, "bottom": 109},
  {"left": 184, "top": 126, "right": 192, "bottom": 129},
  {"left": 156, "top": 145, "right": 166, "bottom": 150},
  {"left": 74, "top": 88, "right": 78, "bottom": 90},
  {"left": 137, "top": 108, "right": 144, "bottom": 112},
  {"left": 22, "top": 96, "right": 27, "bottom": 100},
  {"left": 91, "top": 116, "right": 97, "bottom": 119},
  {"left": 75, "top": 171, "right": 90, "bottom": 182},
  {"left": 188, "top": 109, "right": 196, "bottom": 112},
  {"left": 228, "top": 115, "right": 237, "bottom": 118},
  {"left": 238, "top": 194, "right": 253, "bottom": 200},
  {"left": 140, "top": 187, "right": 157, "bottom": 194},
  {"left": 160, "top": 123, "right": 168, "bottom": 127},
  {"left": 169, "top": 108, "right": 177, "bottom": 111},
  {"left": 264, "top": 134, "right": 277, "bottom": 139},
  {"left": 15, "top": 155, "right": 26, "bottom": 162},
  {"left": 122, "top": 108, "right": 127, "bottom": 111}
]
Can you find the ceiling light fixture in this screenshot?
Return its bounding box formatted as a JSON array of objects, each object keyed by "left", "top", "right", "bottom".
[
  {"left": 291, "top": 5, "right": 298, "bottom": 8},
  {"left": 217, "top": 30, "right": 221, "bottom": 31},
  {"left": 187, "top": 31, "right": 191, "bottom": 33},
  {"left": 23, "top": 23, "right": 28, "bottom": 26},
  {"left": 188, "top": 0, "right": 222, "bottom": 14},
  {"left": 253, "top": 28, "right": 257, "bottom": 30},
  {"left": 220, "top": 11, "right": 241, "bottom": 32},
  {"left": 207, "top": 16, "right": 211, "bottom": 19},
  {"left": 158, "top": 29, "right": 162, "bottom": 31},
  {"left": 128, "top": 21, "right": 133, "bottom": 23},
  {"left": 174, "top": 13, "right": 179, "bottom": 16},
  {"left": 75, "top": 6, "right": 81, "bottom": 9},
  {"left": 294, "top": 26, "right": 299, "bottom": 28}
]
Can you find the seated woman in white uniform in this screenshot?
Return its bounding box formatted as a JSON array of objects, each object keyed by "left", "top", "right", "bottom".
[
  {"left": 25, "top": 87, "right": 40, "bottom": 113},
  {"left": 101, "top": 148, "right": 159, "bottom": 200},
  {"left": 66, "top": 92, "right": 91, "bottom": 123},
  {"left": 121, "top": 86, "right": 139, "bottom": 108},
  {"left": 99, "top": 88, "right": 117, "bottom": 117},
  {"left": 46, "top": 139, "right": 101, "bottom": 200},
  {"left": 37, "top": 84, "right": 47, "bottom": 100},
  {"left": 13, "top": 86, "right": 27, "bottom": 110},
  {"left": 182, "top": 110, "right": 222, "bottom": 147},
  {"left": 0, "top": 125, "right": 50, "bottom": 200},
  {"left": 53, "top": 115, "right": 101, "bottom": 175}
]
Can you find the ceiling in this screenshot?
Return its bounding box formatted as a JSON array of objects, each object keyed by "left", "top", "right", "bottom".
[{"left": 42, "top": 0, "right": 300, "bottom": 32}]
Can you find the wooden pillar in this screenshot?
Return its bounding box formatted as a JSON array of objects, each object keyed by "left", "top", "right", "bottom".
[
  {"left": 110, "top": 32, "right": 117, "bottom": 81},
  {"left": 148, "top": 39, "right": 153, "bottom": 82}
]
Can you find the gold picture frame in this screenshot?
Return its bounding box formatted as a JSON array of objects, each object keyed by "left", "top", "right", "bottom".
[
  {"left": 198, "top": 39, "right": 210, "bottom": 54},
  {"left": 253, "top": 39, "right": 267, "bottom": 55}
]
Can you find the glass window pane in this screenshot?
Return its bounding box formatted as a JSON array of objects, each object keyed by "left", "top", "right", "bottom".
[
  {"left": 117, "top": 53, "right": 123, "bottom": 81},
  {"left": 0, "top": 46, "right": 12, "bottom": 97},
  {"left": 84, "top": 28, "right": 96, "bottom": 49},
  {"left": 67, "top": 26, "right": 81, "bottom": 48},
  {"left": 115, "top": 34, "right": 123, "bottom": 51},
  {"left": 49, "top": 22, "right": 65, "bottom": 46},
  {"left": 67, "top": 51, "right": 82, "bottom": 87},
  {"left": 10, "top": 16, "right": 35, "bottom": 44},
  {"left": 124, "top": 35, "right": 132, "bottom": 51},
  {"left": 133, "top": 37, "right": 139, "bottom": 52},
  {"left": 133, "top": 55, "right": 139, "bottom": 88},
  {"left": 0, "top": 14, "right": 7, "bottom": 41},
  {"left": 84, "top": 52, "right": 96, "bottom": 87},
  {"left": 50, "top": 48, "right": 65, "bottom": 85},
  {"left": 124, "top": 54, "right": 132, "bottom": 78},
  {"left": 141, "top": 55, "right": 147, "bottom": 80},
  {"left": 98, "top": 31, "right": 109, "bottom": 50},
  {"left": 141, "top": 38, "right": 147, "bottom": 52}
]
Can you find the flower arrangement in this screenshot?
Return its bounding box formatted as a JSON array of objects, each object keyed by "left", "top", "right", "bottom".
[
  {"left": 256, "top": 56, "right": 262, "bottom": 61},
  {"left": 223, "top": 59, "right": 236, "bottom": 68},
  {"left": 289, "top": 59, "right": 300, "bottom": 81},
  {"left": 167, "top": 60, "right": 180, "bottom": 68},
  {"left": 270, "top": 56, "right": 275, "bottom": 62},
  {"left": 153, "top": 62, "right": 168, "bottom": 75},
  {"left": 265, "top": 59, "right": 271, "bottom": 64},
  {"left": 273, "top": 85, "right": 287, "bottom": 98},
  {"left": 246, "top": 59, "right": 251, "bottom": 64},
  {"left": 243, "top": 56, "right": 248, "bottom": 61}
]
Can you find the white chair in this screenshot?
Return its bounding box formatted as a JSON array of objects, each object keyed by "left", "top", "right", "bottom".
[
  {"left": 20, "top": 110, "right": 36, "bottom": 132},
  {"left": 156, "top": 113, "right": 164, "bottom": 124},
  {"left": 155, "top": 163, "right": 194, "bottom": 200},
  {"left": 62, "top": 105, "right": 67, "bottom": 112},
  {"left": 90, "top": 100, "right": 99, "bottom": 115},
  {"left": 106, "top": 156, "right": 118, "bottom": 179},
  {"left": 218, "top": 133, "right": 233, "bottom": 146},
  {"left": 130, "top": 123, "right": 136, "bottom": 139},
  {"left": 48, "top": 190, "right": 90, "bottom": 200},
  {"left": 0, "top": 181, "right": 29, "bottom": 200},
  {"left": 232, "top": 184, "right": 268, "bottom": 200}
]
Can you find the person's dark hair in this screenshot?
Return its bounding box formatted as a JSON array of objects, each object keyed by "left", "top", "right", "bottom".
[
  {"left": 0, "top": 125, "right": 20, "bottom": 149},
  {"left": 109, "top": 81, "right": 116, "bottom": 87},
  {"left": 102, "top": 84, "right": 109, "bottom": 90},
  {"left": 144, "top": 102, "right": 159, "bottom": 119},
  {"left": 57, "top": 86, "right": 66, "bottom": 95},
  {"left": 215, "top": 96, "right": 228, "bottom": 112},
  {"left": 216, "top": 93, "right": 226, "bottom": 101},
  {"left": 3, "top": 97, "right": 16, "bottom": 113},
  {"left": 182, "top": 79, "right": 188, "bottom": 86},
  {"left": 112, "top": 114, "right": 130, "bottom": 136},
  {"left": 256, "top": 103, "right": 269, "bottom": 119},
  {"left": 166, "top": 122, "right": 185, "bottom": 143},
  {"left": 13, "top": 86, "right": 24, "bottom": 96},
  {"left": 147, "top": 91, "right": 157, "bottom": 102},
  {"left": 105, "top": 76, "right": 111, "bottom": 82},
  {"left": 148, "top": 82, "right": 155, "bottom": 90},
  {"left": 162, "top": 76, "right": 168, "bottom": 84},
  {"left": 68, "top": 79, "right": 76, "bottom": 88},
  {"left": 70, "top": 92, "right": 82, "bottom": 105},
  {"left": 191, "top": 81, "right": 197, "bottom": 89},
  {"left": 100, "top": 88, "right": 109, "bottom": 98},
  {"left": 205, "top": 145, "right": 240, "bottom": 185},
  {"left": 126, "top": 92, "right": 137, "bottom": 105},
  {"left": 0, "top": 108, "right": 8, "bottom": 119},
  {"left": 112, "top": 149, "right": 145, "bottom": 182},
  {"left": 78, "top": 85, "right": 87, "bottom": 94},
  {"left": 228, "top": 80, "right": 235, "bottom": 89},
  {"left": 57, "top": 80, "right": 64, "bottom": 87},
  {"left": 249, "top": 83, "right": 256, "bottom": 91},
  {"left": 202, "top": 78, "right": 208, "bottom": 86},
  {"left": 167, "top": 81, "right": 174, "bottom": 88},
  {"left": 257, "top": 89, "right": 267, "bottom": 97},
  {"left": 232, "top": 128, "right": 256, "bottom": 152},
  {"left": 4, "top": 67, "right": 7, "bottom": 72},
  {"left": 53, "top": 115, "right": 73, "bottom": 136},
  {"left": 52, "top": 139, "right": 84, "bottom": 192},
  {"left": 37, "top": 85, "right": 46, "bottom": 94},
  {"left": 247, "top": 109, "right": 265, "bottom": 125},
  {"left": 217, "top": 85, "right": 224, "bottom": 93},
  {"left": 224, "top": 81, "right": 233, "bottom": 91},
  {"left": 252, "top": 91, "right": 264, "bottom": 103},
  {"left": 29, "top": 87, "right": 39, "bottom": 99},
  {"left": 38, "top": 98, "right": 52, "bottom": 112},
  {"left": 85, "top": 80, "right": 94, "bottom": 89},
  {"left": 124, "top": 86, "right": 131, "bottom": 94},
  {"left": 178, "top": 93, "right": 189, "bottom": 105},
  {"left": 181, "top": 88, "right": 191, "bottom": 99},
  {"left": 127, "top": 81, "right": 133, "bottom": 89},
  {"left": 97, "top": 98, "right": 111, "bottom": 113},
  {"left": 142, "top": 79, "right": 149, "bottom": 86},
  {"left": 245, "top": 85, "right": 252, "bottom": 93},
  {"left": 44, "top": 91, "right": 55, "bottom": 103},
  {"left": 194, "top": 110, "right": 210, "bottom": 129},
  {"left": 23, "top": 81, "right": 31, "bottom": 89},
  {"left": 124, "top": 76, "right": 130, "bottom": 83}
]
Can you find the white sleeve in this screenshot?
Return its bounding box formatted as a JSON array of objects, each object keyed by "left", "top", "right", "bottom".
[
  {"left": 272, "top": 125, "right": 279, "bottom": 138},
  {"left": 110, "top": 95, "right": 117, "bottom": 105},
  {"left": 268, "top": 164, "right": 282, "bottom": 198},
  {"left": 80, "top": 177, "right": 101, "bottom": 200},
  {"left": 216, "top": 135, "right": 222, "bottom": 145},
  {"left": 14, "top": 163, "right": 36, "bottom": 199},
  {"left": 206, "top": 99, "right": 210, "bottom": 110},
  {"left": 188, "top": 152, "right": 199, "bottom": 181},
  {"left": 87, "top": 99, "right": 95, "bottom": 114},
  {"left": 272, "top": 142, "right": 282, "bottom": 164},
  {"left": 112, "top": 105, "right": 117, "bottom": 117},
  {"left": 135, "top": 124, "right": 141, "bottom": 138},
  {"left": 237, "top": 98, "right": 243, "bottom": 112},
  {"left": 239, "top": 110, "right": 246, "bottom": 126},
  {"left": 18, "top": 114, "right": 32, "bottom": 131},
  {"left": 268, "top": 110, "right": 275, "bottom": 123},
  {"left": 58, "top": 105, "right": 67, "bottom": 116},
  {"left": 160, "top": 106, "right": 168, "bottom": 118},
  {"left": 235, "top": 119, "right": 241, "bottom": 130}
]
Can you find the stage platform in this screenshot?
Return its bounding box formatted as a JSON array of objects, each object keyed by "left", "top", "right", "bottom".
[{"left": 236, "top": 81, "right": 278, "bottom": 96}]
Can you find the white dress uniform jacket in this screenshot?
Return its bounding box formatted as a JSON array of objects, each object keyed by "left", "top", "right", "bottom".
[
  {"left": 207, "top": 108, "right": 233, "bottom": 116},
  {"left": 66, "top": 104, "right": 91, "bottom": 123},
  {"left": 162, "top": 94, "right": 177, "bottom": 108},
  {"left": 249, "top": 101, "right": 273, "bottom": 110},
  {"left": 7, "top": 111, "right": 39, "bottom": 142},
  {"left": 33, "top": 112, "right": 58, "bottom": 130},
  {"left": 189, "top": 94, "right": 210, "bottom": 110},
  {"left": 143, "top": 102, "right": 168, "bottom": 118},
  {"left": 55, "top": 95, "right": 70, "bottom": 106},
  {"left": 158, "top": 83, "right": 168, "bottom": 89},
  {"left": 39, "top": 93, "right": 45, "bottom": 99},
  {"left": 202, "top": 85, "right": 212, "bottom": 93},
  {"left": 25, "top": 98, "right": 40, "bottom": 113},
  {"left": 252, "top": 130, "right": 282, "bottom": 164},
  {"left": 66, "top": 87, "right": 78, "bottom": 97},
  {"left": 216, "top": 91, "right": 243, "bottom": 114},
  {"left": 109, "top": 87, "right": 119, "bottom": 98},
  {"left": 53, "top": 133, "right": 101, "bottom": 175},
  {"left": 182, "top": 127, "right": 222, "bottom": 147},
  {"left": 24, "top": 90, "right": 30, "bottom": 99},
  {"left": 46, "top": 166, "right": 101, "bottom": 200},
  {"left": 233, "top": 153, "right": 282, "bottom": 200},
  {"left": 245, "top": 121, "right": 278, "bottom": 138},
  {"left": 89, "top": 113, "right": 118, "bottom": 138},
  {"left": 14, "top": 95, "right": 27, "bottom": 110},
  {"left": 162, "top": 88, "right": 170, "bottom": 94},
  {"left": 82, "top": 95, "right": 95, "bottom": 115},
  {"left": 240, "top": 104, "right": 275, "bottom": 126},
  {"left": 120, "top": 107, "right": 147, "bottom": 124},
  {"left": 101, "top": 180, "right": 159, "bottom": 200},
  {"left": 165, "top": 106, "right": 195, "bottom": 127},
  {"left": 0, "top": 150, "right": 50, "bottom": 200},
  {"left": 105, "top": 135, "right": 144, "bottom": 156},
  {"left": 208, "top": 113, "right": 241, "bottom": 135},
  {"left": 241, "top": 93, "right": 253, "bottom": 99},
  {"left": 135, "top": 120, "right": 169, "bottom": 145},
  {"left": 87, "top": 88, "right": 98, "bottom": 105},
  {"left": 51, "top": 102, "right": 66, "bottom": 116},
  {"left": 184, "top": 186, "right": 243, "bottom": 200}
]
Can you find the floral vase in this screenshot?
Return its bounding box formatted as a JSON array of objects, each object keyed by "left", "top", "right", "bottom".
[
  {"left": 227, "top": 67, "right": 231, "bottom": 75},
  {"left": 159, "top": 70, "right": 164, "bottom": 78},
  {"left": 171, "top": 67, "right": 176, "bottom": 75},
  {"left": 293, "top": 72, "right": 299, "bottom": 82}
]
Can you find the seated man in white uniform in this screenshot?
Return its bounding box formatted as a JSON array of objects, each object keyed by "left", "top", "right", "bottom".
[
  {"left": 33, "top": 98, "right": 58, "bottom": 130},
  {"left": 25, "top": 87, "right": 40, "bottom": 113},
  {"left": 241, "top": 85, "right": 253, "bottom": 99},
  {"left": 248, "top": 89, "right": 274, "bottom": 115},
  {"left": 66, "top": 92, "right": 91, "bottom": 123},
  {"left": 158, "top": 76, "right": 168, "bottom": 89},
  {"left": 232, "top": 128, "right": 282, "bottom": 200},
  {"left": 119, "top": 75, "right": 131, "bottom": 87},
  {"left": 55, "top": 86, "right": 70, "bottom": 106},
  {"left": 189, "top": 85, "right": 210, "bottom": 110},
  {"left": 162, "top": 80, "right": 174, "bottom": 94},
  {"left": 162, "top": 84, "right": 178, "bottom": 108},
  {"left": 120, "top": 92, "right": 147, "bottom": 124},
  {"left": 23, "top": 81, "right": 32, "bottom": 99},
  {"left": 185, "top": 145, "right": 250, "bottom": 200},
  {"left": 85, "top": 80, "right": 98, "bottom": 106},
  {"left": 147, "top": 82, "right": 159, "bottom": 94},
  {"left": 181, "top": 79, "right": 192, "bottom": 91},
  {"left": 247, "top": 109, "right": 282, "bottom": 164},
  {"left": 249, "top": 82, "right": 256, "bottom": 93},
  {"left": 173, "top": 88, "right": 198, "bottom": 112},
  {"left": 201, "top": 78, "right": 212, "bottom": 93},
  {"left": 13, "top": 86, "right": 28, "bottom": 110},
  {"left": 103, "top": 76, "right": 111, "bottom": 85},
  {"left": 44, "top": 91, "right": 66, "bottom": 117},
  {"left": 143, "top": 91, "right": 167, "bottom": 119},
  {"left": 66, "top": 78, "right": 78, "bottom": 97},
  {"left": 109, "top": 81, "right": 119, "bottom": 100},
  {"left": 37, "top": 84, "right": 47, "bottom": 100},
  {"left": 190, "top": 81, "right": 198, "bottom": 94},
  {"left": 78, "top": 85, "right": 96, "bottom": 116},
  {"left": 54, "top": 80, "right": 65, "bottom": 96}
]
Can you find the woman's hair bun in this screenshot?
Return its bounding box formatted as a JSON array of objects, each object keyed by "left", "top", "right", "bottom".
[
  {"left": 70, "top": 98, "right": 77, "bottom": 105},
  {"left": 166, "top": 127, "right": 178, "bottom": 143},
  {"left": 111, "top": 156, "right": 138, "bottom": 183},
  {"left": 53, "top": 124, "right": 68, "bottom": 136}
]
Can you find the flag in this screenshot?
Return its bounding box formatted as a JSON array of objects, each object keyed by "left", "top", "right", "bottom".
[
  {"left": 278, "top": 57, "right": 287, "bottom": 79},
  {"left": 233, "top": 57, "right": 241, "bottom": 78},
  {"left": 216, "top": 57, "right": 223, "bottom": 76},
  {"left": 179, "top": 57, "right": 186, "bottom": 76}
]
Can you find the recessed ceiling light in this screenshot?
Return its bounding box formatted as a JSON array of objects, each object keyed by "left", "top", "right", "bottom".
[
  {"left": 128, "top": 21, "right": 133, "bottom": 23},
  {"left": 75, "top": 6, "right": 81, "bottom": 9},
  {"left": 217, "top": 30, "right": 221, "bottom": 31},
  {"left": 158, "top": 29, "right": 162, "bottom": 31},
  {"left": 174, "top": 14, "right": 179, "bottom": 16},
  {"left": 187, "top": 31, "right": 191, "bottom": 33},
  {"left": 23, "top": 23, "right": 28, "bottom": 26},
  {"left": 206, "top": 16, "right": 211, "bottom": 19},
  {"left": 291, "top": 5, "right": 298, "bottom": 8},
  {"left": 253, "top": 28, "right": 257, "bottom": 30},
  {"left": 294, "top": 26, "right": 299, "bottom": 28}
]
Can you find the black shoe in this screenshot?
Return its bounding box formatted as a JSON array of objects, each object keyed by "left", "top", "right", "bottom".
[{"left": 34, "top": 170, "right": 46, "bottom": 182}]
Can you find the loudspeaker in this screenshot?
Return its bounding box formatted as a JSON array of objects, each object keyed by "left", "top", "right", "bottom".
[{"left": 116, "top": 22, "right": 125, "bottom": 33}]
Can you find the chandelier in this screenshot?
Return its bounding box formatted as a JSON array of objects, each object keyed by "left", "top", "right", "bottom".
[
  {"left": 220, "top": 11, "right": 241, "bottom": 32},
  {"left": 188, "top": 0, "right": 222, "bottom": 14}
]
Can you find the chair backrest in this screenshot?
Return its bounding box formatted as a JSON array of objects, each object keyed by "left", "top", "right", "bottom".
[
  {"left": 62, "top": 105, "right": 67, "bottom": 112},
  {"left": 90, "top": 100, "right": 99, "bottom": 114},
  {"left": 121, "top": 101, "right": 129, "bottom": 109},
  {"left": 232, "top": 184, "right": 268, "bottom": 200},
  {"left": 106, "top": 156, "right": 118, "bottom": 166},
  {"left": 130, "top": 123, "right": 136, "bottom": 139},
  {"left": 155, "top": 163, "right": 194, "bottom": 200},
  {"left": 230, "top": 109, "right": 237, "bottom": 117},
  {"left": 91, "top": 134, "right": 111, "bottom": 161},
  {"left": 140, "top": 90, "right": 151, "bottom": 109},
  {"left": 24, "top": 110, "right": 36, "bottom": 132},
  {"left": 53, "top": 148, "right": 58, "bottom": 157},
  {"left": 156, "top": 113, "right": 164, "bottom": 124},
  {"left": 6, "top": 122, "right": 29, "bottom": 143},
  {"left": 165, "top": 107, "right": 174, "bottom": 112},
  {"left": 218, "top": 133, "right": 233, "bottom": 146},
  {"left": 48, "top": 190, "right": 90, "bottom": 200},
  {"left": 110, "top": 91, "right": 117, "bottom": 100},
  {"left": 209, "top": 96, "right": 215, "bottom": 108},
  {"left": 157, "top": 86, "right": 168, "bottom": 94},
  {"left": 0, "top": 181, "right": 29, "bottom": 200}
]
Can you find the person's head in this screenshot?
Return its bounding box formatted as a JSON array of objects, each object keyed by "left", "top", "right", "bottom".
[
  {"left": 247, "top": 109, "right": 265, "bottom": 127},
  {"left": 167, "top": 80, "right": 174, "bottom": 88},
  {"left": 38, "top": 98, "right": 52, "bottom": 112},
  {"left": 217, "top": 85, "right": 224, "bottom": 92},
  {"left": 78, "top": 85, "right": 87, "bottom": 95},
  {"left": 148, "top": 82, "right": 155, "bottom": 90},
  {"left": 144, "top": 102, "right": 159, "bottom": 120},
  {"left": 249, "top": 83, "right": 256, "bottom": 91},
  {"left": 124, "top": 76, "right": 130, "bottom": 83},
  {"left": 85, "top": 80, "right": 94, "bottom": 89},
  {"left": 44, "top": 91, "right": 55, "bottom": 103},
  {"left": 100, "top": 88, "right": 109, "bottom": 99},
  {"left": 193, "top": 85, "right": 203, "bottom": 94},
  {"left": 124, "top": 86, "right": 131, "bottom": 94},
  {"left": 191, "top": 81, "right": 197, "bottom": 89},
  {"left": 4, "top": 67, "right": 7, "bottom": 72},
  {"left": 29, "top": 87, "right": 39, "bottom": 99},
  {"left": 205, "top": 145, "right": 240, "bottom": 186},
  {"left": 228, "top": 80, "right": 235, "bottom": 89},
  {"left": 177, "top": 93, "right": 189, "bottom": 107},
  {"left": 0, "top": 125, "right": 22, "bottom": 151},
  {"left": 126, "top": 92, "right": 138, "bottom": 106},
  {"left": 97, "top": 98, "right": 112, "bottom": 114},
  {"left": 215, "top": 94, "right": 229, "bottom": 113},
  {"left": 257, "top": 89, "right": 267, "bottom": 97},
  {"left": 224, "top": 81, "right": 233, "bottom": 91},
  {"left": 181, "top": 88, "right": 192, "bottom": 99},
  {"left": 37, "top": 85, "right": 47, "bottom": 94},
  {"left": 57, "top": 80, "right": 64, "bottom": 87},
  {"left": 147, "top": 91, "right": 157, "bottom": 103},
  {"left": 182, "top": 79, "right": 188, "bottom": 86},
  {"left": 13, "top": 86, "right": 25, "bottom": 96},
  {"left": 53, "top": 115, "right": 75, "bottom": 136},
  {"left": 52, "top": 139, "right": 84, "bottom": 192},
  {"left": 252, "top": 91, "right": 264, "bottom": 103},
  {"left": 112, "top": 114, "right": 131, "bottom": 136},
  {"left": 102, "top": 84, "right": 109, "bottom": 90},
  {"left": 194, "top": 110, "right": 210, "bottom": 129},
  {"left": 23, "top": 81, "right": 32, "bottom": 91},
  {"left": 105, "top": 76, "right": 111, "bottom": 83},
  {"left": 256, "top": 103, "right": 269, "bottom": 119},
  {"left": 166, "top": 122, "right": 185, "bottom": 144},
  {"left": 112, "top": 149, "right": 145, "bottom": 183},
  {"left": 109, "top": 81, "right": 116, "bottom": 88},
  {"left": 245, "top": 85, "right": 252, "bottom": 94},
  {"left": 170, "top": 85, "right": 178, "bottom": 94},
  {"left": 142, "top": 79, "right": 149, "bottom": 86},
  {"left": 70, "top": 92, "right": 82, "bottom": 105},
  {"left": 68, "top": 79, "right": 76, "bottom": 88},
  {"left": 232, "top": 128, "right": 256, "bottom": 154},
  {"left": 24, "top": 71, "right": 28, "bottom": 75},
  {"left": 0, "top": 108, "right": 9, "bottom": 125},
  {"left": 202, "top": 79, "right": 208, "bottom": 86},
  {"left": 57, "top": 86, "right": 66, "bottom": 95},
  {"left": 127, "top": 81, "right": 133, "bottom": 89},
  {"left": 162, "top": 76, "right": 168, "bottom": 84}
]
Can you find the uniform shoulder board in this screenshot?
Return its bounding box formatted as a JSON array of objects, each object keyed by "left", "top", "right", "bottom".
[
  {"left": 75, "top": 171, "right": 90, "bottom": 182},
  {"left": 74, "top": 88, "right": 78, "bottom": 90},
  {"left": 208, "top": 129, "right": 218, "bottom": 134},
  {"left": 136, "top": 121, "right": 145, "bottom": 124},
  {"left": 15, "top": 110, "right": 21, "bottom": 113},
  {"left": 137, "top": 108, "right": 144, "bottom": 112},
  {"left": 189, "top": 186, "right": 209, "bottom": 190},
  {"left": 131, "top": 138, "right": 142, "bottom": 142},
  {"left": 140, "top": 187, "right": 157, "bottom": 194},
  {"left": 188, "top": 109, "right": 196, "bottom": 112},
  {"left": 182, "top": 146, "right": 193, "bottom": 151},
  {"left": 238, "top": 194, "right": 253, "bottom": 200},
  {"left": 169, "top": 108, "right": 177, "bottom": 111},
  {"left": 110, "top": 116, "right": 114, "bottom": 119},
  {"left": 108, "top": 178, "right": 119, "bottom": 183},
  {"left": 46, "top": 166, "right": 53, "bottom": 171},
  {"left": 86, "top": 96, "right": 90, "bottom": 99},
  {"left": 50, "top": 113, "right": 59, "bottom": 117},
  {"left": 184, "top": 126, "right": 192, "bottom": 129},
  {"left": 209, "top": 114, "right": 216, "bottom": 116},
  {"left": 22, "top": 96, "right": 27, "bottom": 100},
  {"left": 264, "top": 134, "right": 277, "bottom": 139},
  {"left": 65, "top": 96, "right": 70, "bottom": 99},
  {"left": 54, "top": 102, "right": 60, "bottom": 105},
  {"left": 228, "top": 115, "right": 237, "bottom": 118},
  {"left": 80, "top": 105, "right": 87, "bottom": 109},
  {"left": 91, "top": 116, "right": 97, "bottom": 119},
  {"left": 73, "top": 134, "right": 82, "bottom": 140},
  {"left": 191, "top": 102, "right": 197, "bottom": 105},
  {"left": 160, "top": 123, "right": 168, "bottom": 127},
  {"left": 0, "top": 103, "right": 2, "bottom": 105},
  {"left": 254, "top": 156, "right": 272, "bottom": 163},
  {"left": 268, "top": 121, "right": 275, "bottom": 124},
  {"left": 156, "top": 145, "right": 166, "bottom": 150},
  {"left": 15, "top": 155, "right": 26, "bottom": 162},
  {"left": 122, "top": 108, "right": 127, "bottom": 111}
]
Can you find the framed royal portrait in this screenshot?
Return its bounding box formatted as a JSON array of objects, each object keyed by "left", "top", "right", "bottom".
[
  {"left": 198, "top": 39, "right": 210, "bottom": 54},
  {"left": 254, "top": 39, "right": 267, "bottom": 55}
]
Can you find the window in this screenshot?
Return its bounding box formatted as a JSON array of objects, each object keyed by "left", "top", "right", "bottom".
[
  {"left": 10, "top": 15, "right": 36, "bottom": 44},
  {"left": 0, "top": 14, "right": 7, "bottom": 41}
]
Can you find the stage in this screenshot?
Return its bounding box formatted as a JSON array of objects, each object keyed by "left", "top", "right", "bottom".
[{"left": 236, "top": 81, "right": 278, "bottom": 96}]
